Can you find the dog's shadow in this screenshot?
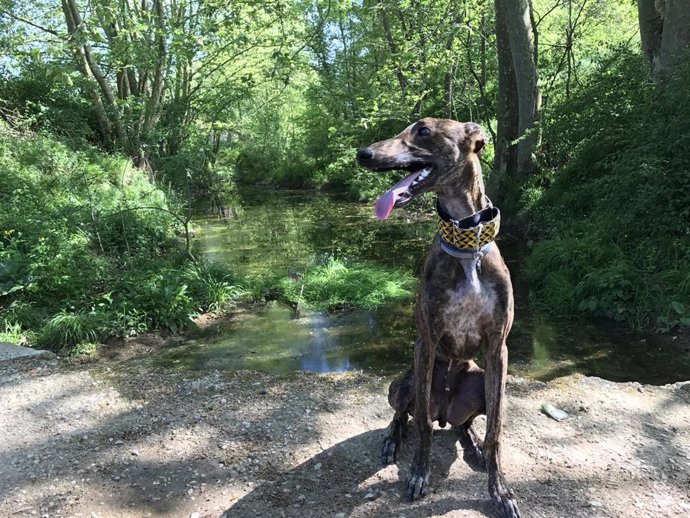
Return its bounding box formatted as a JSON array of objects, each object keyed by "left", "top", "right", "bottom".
[{"left": 223, "top": 427, "right": 495, "bottom": 517}]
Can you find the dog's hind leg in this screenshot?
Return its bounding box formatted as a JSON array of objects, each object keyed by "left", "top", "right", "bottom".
[
  {"left": 455, "top": 420, "right": 485, "bottom": 469},
  {"left": 382, "top": 410, "right": 409, "bottom": 464},
  {"left": 382, "top": 368, "right": 413, "bottom": 464}
]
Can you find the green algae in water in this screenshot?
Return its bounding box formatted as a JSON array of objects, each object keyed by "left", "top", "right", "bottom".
[{"left": 194, "top": 191, "right": 436, "bottom": 278}]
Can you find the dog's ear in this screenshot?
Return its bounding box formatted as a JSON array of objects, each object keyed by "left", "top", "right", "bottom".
[{"left": 464, "top": 122, "right": 486, "bottom": 155}]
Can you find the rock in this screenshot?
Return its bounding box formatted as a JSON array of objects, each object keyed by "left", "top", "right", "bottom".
[
  {"left": 541, "top": 404, "right": 569, "bottom": 421},
  {"left": 0, "top": 342, "right": 56, "bottom": 362},
  {"left": 190, "top": 513, "right": 200, "bottom": 518}
]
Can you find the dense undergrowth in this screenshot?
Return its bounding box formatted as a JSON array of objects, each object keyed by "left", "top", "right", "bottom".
[
  {"left": 230, "top": 139, "right": 401, "bottom": 202},
  {"left": 0, "top": 124, "right": 243, "bottom": 352},
  {"left": 522, "top": 54, "right": 690, "bottom": 330}
]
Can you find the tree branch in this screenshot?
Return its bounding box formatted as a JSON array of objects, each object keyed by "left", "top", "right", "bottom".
[{"left": 0, "top": 10, "right": 62, "bottom": 37}]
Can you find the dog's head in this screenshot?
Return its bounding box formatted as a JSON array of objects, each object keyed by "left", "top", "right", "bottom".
[{"left": 356, "top": 118, "right": 485, "bottom": 220}]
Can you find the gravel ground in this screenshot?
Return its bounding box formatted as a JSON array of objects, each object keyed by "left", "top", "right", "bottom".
[{"left": 1, "top": 338, "right": 689, "bottom": 518}]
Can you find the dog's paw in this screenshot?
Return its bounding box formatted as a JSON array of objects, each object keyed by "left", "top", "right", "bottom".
[
  {"left": 494, "top": 494, "right": 521, "bottom": 518},
  {"left": 381, "top": 435, "right": 398, "bottom": 465},
  {"left": 463, "top": 446, "right": 486, "bottom": 471},
  {"left": 475, "top": 451, "right": 487, "bottom": 471},
  {"left": 490, "top": 475, "right": 521, "bottom": 518},
  {"left": 406, "top": 470, "right": 429, "bottom": 501},
  {"left": 456, "top": 426, "right": 486, "bottom": 471},
  {"left": 470, "top": 442, "right": 486, "bottom": 470}
]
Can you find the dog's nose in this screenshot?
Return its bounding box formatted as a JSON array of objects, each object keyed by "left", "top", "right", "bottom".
[{"left": 356, "top": 148, "right": 374, "bottom": 161}]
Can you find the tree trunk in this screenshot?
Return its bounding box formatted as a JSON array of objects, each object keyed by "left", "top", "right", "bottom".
[
  {"left": 443, "top": 8, "right": 458, "bottom": 119},
  {"left": 378, "top": 2, "right": 408, "bottom": 103},
  {"left": 638, "top": 0, "right": 690, "bottom": 80},
  {"left": 637, "top": 0, "right": 663, "bottom": 72},
  {"left": 61, "top": 0, "right": 125, "bottom": 144},
  {"left": 467, "top": 29, "right": 496, "bottom": 144},
  {"left": 658, "top": 0, "right": 690, "bottom": 78},
  {"left": 60, "top": 0, "right": 113, "bottom": 145},
  {"left": 500, "top": 0, "right": 541, "bottom": 177},
  {"left": 494, "top": 0, "right": 519, "bottom": 179},
  {"left": 337, "top": 8, "right": 357, "bottom": 118},
  {"left": 141, "top": 0, "right": 167, "bottom": 137}
]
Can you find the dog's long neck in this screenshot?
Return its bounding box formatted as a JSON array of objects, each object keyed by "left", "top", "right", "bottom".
[
  {"left": 437, "top": 156, "right": 488, "bottom": 220},
  {"left": 436, "top": 156, "right": 489, "bottom": 291}
]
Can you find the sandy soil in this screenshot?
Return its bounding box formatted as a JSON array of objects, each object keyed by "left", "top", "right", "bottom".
[{"left": 1, "top": 337, "right": 689, "bottom": 518}]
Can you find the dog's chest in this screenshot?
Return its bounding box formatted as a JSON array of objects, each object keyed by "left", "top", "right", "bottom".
[{"left": 441, "top": 280, "right": 497, "bottom": 357}]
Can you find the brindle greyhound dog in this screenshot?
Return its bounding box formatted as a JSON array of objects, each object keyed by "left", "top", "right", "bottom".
[
  {"left": 383, "top": 358, "right": 486, "bottom": 467},
  {"left": 357, "top": 118, "right": 521, "bottom": 517}
]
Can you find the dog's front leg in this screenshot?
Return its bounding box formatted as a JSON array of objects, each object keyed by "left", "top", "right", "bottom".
[
  {"left": 407, "top": 336, "right": 435, "bottom": 500},
  {"left": 484, "top": 338, "right": 521, "bottom": 518}
]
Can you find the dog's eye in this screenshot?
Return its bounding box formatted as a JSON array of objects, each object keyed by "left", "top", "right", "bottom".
[{"left": 418, "top": 127, "right": 431, "bottom": 137}]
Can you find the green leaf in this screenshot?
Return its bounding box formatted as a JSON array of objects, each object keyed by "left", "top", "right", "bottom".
[
  {"left": 0, "top": 283, "right": 24, "bottom": 297},
  {"left": 0, "top": 260, "right": 19, "bottom": 278},
  {"left": 671, "top": 301, "right": 685, "bottom": 315}
]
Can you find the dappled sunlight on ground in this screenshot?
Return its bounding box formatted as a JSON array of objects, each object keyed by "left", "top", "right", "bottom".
[{"left": 1, "top": 353, "right": 689, "bottom": 517}]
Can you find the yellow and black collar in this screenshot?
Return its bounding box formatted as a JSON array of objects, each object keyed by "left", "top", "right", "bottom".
[{"left": 437, "top": 202, "right": 500, "bottom": 257}]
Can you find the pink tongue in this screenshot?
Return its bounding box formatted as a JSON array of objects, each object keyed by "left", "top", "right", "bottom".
[{"left": 374, "top": 171, "right": 422, "bottom": 220}]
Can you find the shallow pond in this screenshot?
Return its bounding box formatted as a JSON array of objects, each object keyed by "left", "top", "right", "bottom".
[{"left": 163, "top": 190, "right": 690, "bottom": 384}]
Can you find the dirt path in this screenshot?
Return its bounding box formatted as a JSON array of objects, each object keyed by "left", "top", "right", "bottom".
[{"left": 1, "top": 345, "right": 689, "bottom": 518}]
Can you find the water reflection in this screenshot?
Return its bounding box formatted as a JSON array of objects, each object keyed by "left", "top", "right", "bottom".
[
  {"left": 161, "top": 302, "right": 416, "bottom": 375},
  {"left": 180, "top": 191, "right": 690, "bottom": 385},
  {"left": 300, "top": 313, "right": 349, "bottom": 373},
  {"left": 195, "top": 190, "right": 435, "bottom": 276}
]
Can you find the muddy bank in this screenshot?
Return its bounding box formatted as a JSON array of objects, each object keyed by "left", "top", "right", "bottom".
[{"left": 1, "top": 350, "right": 689, "bottom": 518}]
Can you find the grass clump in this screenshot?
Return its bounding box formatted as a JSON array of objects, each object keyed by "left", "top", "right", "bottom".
[
  {"left": 37, "top": 311, "right": 101, "bottom": 350},
  {"left": 275, "top": 256, "right": 417, "bottom": 311},
  {"left": 68, "top": 342, "right": 99, "bottom": 358},
  {"left": 113, "top": 261, "right": 244, "bottom": 334},
  {"left": 0, "top": 320, "right": 25, "bottom": 344}
]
